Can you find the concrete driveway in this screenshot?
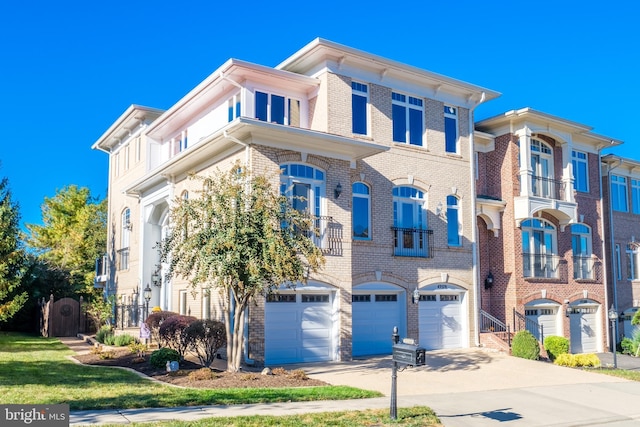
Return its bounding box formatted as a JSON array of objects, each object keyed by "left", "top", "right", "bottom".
[{"left": 297, "top": 349, "right": 640, "bottom": 426}]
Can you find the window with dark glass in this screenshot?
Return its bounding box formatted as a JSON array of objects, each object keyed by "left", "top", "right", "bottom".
[
  {"left": 352, "top": 182, "right": 370, "bottom": 239},
  {"left": 444, "top": 106, "right": 458, "bottom": 153},
  {"left": 352, "top": 82, "right": 368, "bottom": 135},
  {"left": 446, "top": 195, "right": 461, "bottom": 246},
  {"left": 392, "top": 92, "right": 423, "bottom": 145},
  {"left": 572, "top": 150, "right": 588, "bottom": 192}
]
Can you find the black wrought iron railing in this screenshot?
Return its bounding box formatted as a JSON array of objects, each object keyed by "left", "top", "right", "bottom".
[
  {"left": 514, "top": 308, "right": 544, "bottom": 343},
  {"left": 573, "top": 255, "right": 594, "bottom": 280},
  {"left": 522, "top": 253, "right": 560, "bottom": 278},
  {"left": 113, "top": 304, "right": 147, "bottom": 329},
  {"left": 392, "top": 227, "right": 433, "bottom": 258},
  {"left": 480, "top": 310, "right": 511, "bottom": 347},
  {"left": 530, "top": 175, "right": 565, "bottom": 200}
]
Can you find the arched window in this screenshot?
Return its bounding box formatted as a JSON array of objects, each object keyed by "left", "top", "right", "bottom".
[
  {"left": 352, "top": 182, "right": 371, "bottom": 240},
  {"left": 571, "top": 224, "right": 593, "bottom": 279},
  {"left": 392, "top": 186, "right": 429, "bottom": 257},
  {"left": 447, "top": 195, "right": 461, "bottom": 246},
  {"left": 280, "top": 163, "right": 327, "bottom": 249},
  {"left": 530, "top": 139, "right": 554, "bottom": 197},
  {"left": 521, "top": 218, "right": 557, "bottom": 278}
]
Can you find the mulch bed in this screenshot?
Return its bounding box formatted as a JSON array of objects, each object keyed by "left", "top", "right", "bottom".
[{"left": 73, "top": 348, "right": 328, "bottom": 389}]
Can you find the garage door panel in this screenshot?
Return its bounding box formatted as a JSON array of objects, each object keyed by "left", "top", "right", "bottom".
[
  {"left": 352, "top": 294, "right": 404, "bottom": 357},
  {"left": 419, "top": 296, "right": 463, "bottom": 350},
  {"left": 265, "top": 293, "right": 334, "bottom": 365}
]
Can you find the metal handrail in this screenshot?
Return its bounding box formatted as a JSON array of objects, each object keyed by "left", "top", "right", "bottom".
[
  {"left": 513, "top": 308, "right": 544, "bottom": 343},
  {"left": 480, "top": 309, "right": 511, "bottom": 347},
  {"left": 391, "top": 227, "right": 434, "bottom": 258}
]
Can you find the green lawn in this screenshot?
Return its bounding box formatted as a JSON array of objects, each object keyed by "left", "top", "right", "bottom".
[
  {"left": 0, "top": 332, "right": 381, "bottom": 411},
  {"left": 98, "top": 407, "right": 442, "bottom": 427}
]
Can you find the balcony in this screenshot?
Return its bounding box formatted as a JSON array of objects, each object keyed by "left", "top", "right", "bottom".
[
  {"left": 573, "top": 255, "right": 594, "bottom": 280},
  {"left": 295, "top": 216, "right": 342, "bottom": 255},
  {"left": 515, "top": 174, "right": 577, "bottom": 227},
  {"left": 392, "top": 227, "right": 433, "bottom": 258},
  {"left": 522, "top": 253, "right": 560, "bottom": 278}
]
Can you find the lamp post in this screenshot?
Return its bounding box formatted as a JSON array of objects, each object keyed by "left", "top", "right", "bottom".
[
  {"left": 143, "top": 284, "right": 152, "bottom": 320},
  {"left": 608, "top": 304, "right": 618, "bottom": 369}
]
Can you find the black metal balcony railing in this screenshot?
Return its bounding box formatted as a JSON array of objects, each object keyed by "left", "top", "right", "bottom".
[
  {"left": 392, "top": 227, "right": 433, "bottom": 258},
  {"left": 522, "top": 252, "right": 560, "bottom": 278},
  {"left": 573, "top": 255, "right": 594, "bottom": 280},
  {"left": 113, "top": 304, "right": 146, "bottom": 329},
  {"left": 521, "top": 175, "right": 566, "bottom": 200},
  {"left": 292, "top": 216, "right": 342, "bottom": 255}
]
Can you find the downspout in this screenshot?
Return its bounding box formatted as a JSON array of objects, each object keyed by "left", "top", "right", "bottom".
[
  {"left": 604, "top": 155, "right": 623, "bottom": 350},
  {"left": 469, "top": 92, "right": 486, "bottom": 347},
  {"left": 222, "top": 129, "right": 255, "bottom": 364}
]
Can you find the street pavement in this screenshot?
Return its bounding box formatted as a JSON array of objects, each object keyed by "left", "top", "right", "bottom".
[{"left": 62, "top": 336, "right": 640, "bottom": 426}]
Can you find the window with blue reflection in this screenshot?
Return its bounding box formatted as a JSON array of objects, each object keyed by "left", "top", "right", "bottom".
[
  {"left": 446, "top": 195, "right": 460, "bottom": 246},
  {"left": 353, "top": 182, "right": 371, "bottom": 239}
]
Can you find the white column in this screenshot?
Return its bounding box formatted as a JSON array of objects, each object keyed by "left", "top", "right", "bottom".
[
  {"left": 516, "top": 127, "right": 532, "bottom": 196},
  {"left": 560, "top": 140, "right": 575, "bottom": 203}
]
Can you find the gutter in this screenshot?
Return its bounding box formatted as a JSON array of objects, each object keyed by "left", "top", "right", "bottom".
[{"left": 469, "top": 92, "right": 487, "bottom": 347}]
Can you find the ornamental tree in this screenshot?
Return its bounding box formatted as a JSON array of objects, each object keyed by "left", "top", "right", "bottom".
[{"left": 160, "top": 164, "right": 324, "bottom": 372}]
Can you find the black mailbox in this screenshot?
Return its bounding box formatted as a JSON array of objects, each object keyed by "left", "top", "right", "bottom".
[{"left": 392, "top": 343, "right": 426, "bottom": 366}]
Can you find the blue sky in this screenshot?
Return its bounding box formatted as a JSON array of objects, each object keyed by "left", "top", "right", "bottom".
[{"left": 1, "top": 1, "right": 638, "bottom": 229}]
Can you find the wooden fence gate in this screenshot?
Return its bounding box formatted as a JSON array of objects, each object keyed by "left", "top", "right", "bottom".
[{"left": 40, "top": 295, "right": 86, "bottom": 337}]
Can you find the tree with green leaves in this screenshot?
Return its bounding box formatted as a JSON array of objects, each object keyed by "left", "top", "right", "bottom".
[
  {"left": 160, "top": 165, "right": 325, "bottom": 372},
  {"left": 0, "top": 175, "right": 27, "bottom": 324},
  {"left": 26, "top": 185, "right": 107, "bottom": 298}
]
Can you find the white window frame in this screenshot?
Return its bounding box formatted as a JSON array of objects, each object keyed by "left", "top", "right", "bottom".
[
  {"left": 352, "top": 182, "right": 371, "bottom": 240},
  {"left": 392, "top": 92, "right": 424, "bottom": 146},
  {"left": 632, "top": 179, "right": 640, "bottom": 214},
  {"left": 352, "top": 81, "right": 369, "bottom": 136},
  {"left": 521, "top": 218, "right": 558, "bottom": 278},
  {"left": 571, "top": 223, "right": 593, "bottom": 279},
  {"left": 444, "top": 105, "right": 458, "bottom": 154},
  {"left": 124, "top": 144, "right": 130, "bottom": 171},
  {"left": 255, "top": 90, "right": 300, "bottom": 126},
  {"left": 446, "top": 195, "right": 461, "bottom": 246},
  {"left": 572, "top": 150, "right": 589, "bottom": 193},
  {"left": 612, "top": 174, "right": 629, "bottom": 212},
  {"left": 135, "top": 137, "right": 141, "bottom": 163},
  {"left": 228, "top": 92, "right": 241, "bottom": 122}
]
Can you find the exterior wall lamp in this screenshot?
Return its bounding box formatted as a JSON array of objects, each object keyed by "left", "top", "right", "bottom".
[
  {"left": 484, "top": 272, "right": 494, "bottom": 289},
  {"left": 151, "top": 269, "right": 161, "bottom": 287},
  {"left": 334, "top": 182, "right": 342, "bottom": 199},
  {"left": 412, "top": 287, "right": 420, "bottom": 304}
]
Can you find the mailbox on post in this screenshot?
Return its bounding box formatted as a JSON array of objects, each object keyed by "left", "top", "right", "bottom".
[{"left": 392, "top": 342, "right": 426, "bottom": 366}]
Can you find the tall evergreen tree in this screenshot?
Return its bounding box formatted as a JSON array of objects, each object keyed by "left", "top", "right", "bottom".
[{"left": 0, "top": 176, "right": 27, "bottom": 323}]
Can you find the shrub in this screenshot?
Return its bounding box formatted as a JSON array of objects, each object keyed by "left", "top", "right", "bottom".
[
  {"left": 554, "top": 353, "right": 577, "bottom": 367},
  {"left": 149, "top": 348, "right": 180, "bottom": 369},
  {"left": 184, "top": 319, "right": 227, "bottom": 368},
  {"left": 544, "top": 336, "right": 570, "bottom": 361},
  {"left": 113, "top": 334, "right": 136, "bottom": 347},
  {"left": 144, "top": 310, "right": 179, "bottom": 346},
  {"left": 95, "top": 325, "right": 114, "bottom": 344},
  {"left": 129, "top": 341, "right": 148, "bottom": 357},
  {"left": 159, "top": 315, "right": 198, "bottom": 359},
  {"left": 511, "top": 330, "right": 540, "bottom": 360},
  {"left": 575, "top": 353, "right": 601, "bottom": 367},
  {"left": 99, "top": 350, "right": 116, "bottom": 360},
  {"left": 620, "top": 337, "right": 636, "bottom": 355},
  {"left": 554, "top": 353, "right": 601, "bottom": 368},
  {"left": 289, "top": 369, "right": 308, "bottom": 380},
  {"left": 103, "top": 334, "right": 116, "bottom": 346},
  {"left": 188, "top": 368, "right": 216, "bottom": 381}
]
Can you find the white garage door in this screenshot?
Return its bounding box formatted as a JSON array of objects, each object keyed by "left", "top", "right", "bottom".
[
  {"left": 525, "top": 307, "right": 558, "bottom": 342},
  {"left": 264, "top": 293, "right": 334, "bottom": 365},
  {"left": 352, "top": 292, "right": 404, "bottom": 357},
  {"left": 569, "top": 306, "right": 598, "bottom": 353},
  {"left": 419, "top": 294, "right": 463, "bottom": 350}
]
